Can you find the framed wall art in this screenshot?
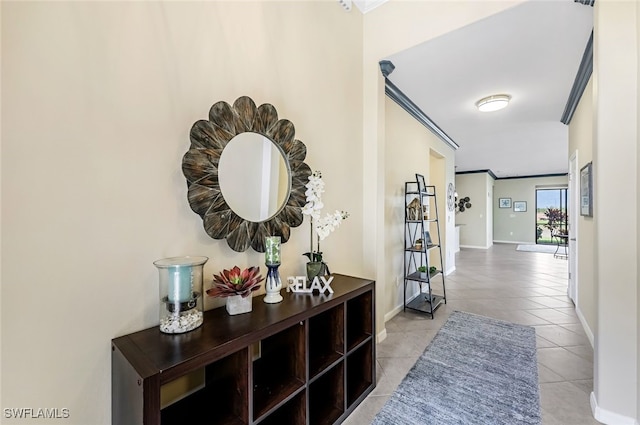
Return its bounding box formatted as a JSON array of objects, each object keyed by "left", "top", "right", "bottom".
[
  {"left": 513, "top": 201, "right": 527, "bottom": 212},
  {"left": 580, "top": 162, "right": 593, "bottom": 217},
  {"left": 499, "top": 198, "right": 512, "bottom": 208}
]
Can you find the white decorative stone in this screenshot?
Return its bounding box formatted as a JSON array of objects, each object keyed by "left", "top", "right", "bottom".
[
  {"left": 226, "top": 294, "right": 253, "bottom": 315},
  {"left": 159, "top": 309, "right": 203, "bottom": 334}
]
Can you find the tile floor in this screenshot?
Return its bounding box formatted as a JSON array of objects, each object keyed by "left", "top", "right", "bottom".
[{"left": 344, "top": 243, "right": 600, "bottom": 425}]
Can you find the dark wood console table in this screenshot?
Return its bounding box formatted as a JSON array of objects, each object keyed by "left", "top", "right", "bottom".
[{"left": 112, "top": 274, "right": 375, "bottom": 424}]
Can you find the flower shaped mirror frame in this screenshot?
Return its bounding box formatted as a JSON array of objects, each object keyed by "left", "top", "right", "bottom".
[{"left": 182, "top": 96, "right": 312, "bottom": 252}]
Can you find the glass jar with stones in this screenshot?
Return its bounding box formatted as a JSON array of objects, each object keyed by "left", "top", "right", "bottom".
[{"left": 153, "top": 256, "right": 208, "bottom": 334}]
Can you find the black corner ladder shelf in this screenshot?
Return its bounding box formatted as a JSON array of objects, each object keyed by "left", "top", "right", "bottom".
[{"left": 403, "top": 182, "right": 447, "bottom": 318}]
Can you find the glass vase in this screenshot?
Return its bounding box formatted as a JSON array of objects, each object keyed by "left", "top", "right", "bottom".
[{"left": 153, "top": 256, "right": 208, "bottom": 334}]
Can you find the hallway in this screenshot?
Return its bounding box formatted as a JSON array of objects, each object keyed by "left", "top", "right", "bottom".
[{"left": 345, "top": 243, "right": 598, "bottom": 425}]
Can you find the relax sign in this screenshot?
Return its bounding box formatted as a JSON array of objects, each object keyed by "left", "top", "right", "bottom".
[{"left": 286, "top": 276, "right": 334, "bottom": 294}]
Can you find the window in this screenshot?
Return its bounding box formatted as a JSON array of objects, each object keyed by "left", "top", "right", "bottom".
[{"left": 535, "top": 188, "right": 568, "bottom": 244}]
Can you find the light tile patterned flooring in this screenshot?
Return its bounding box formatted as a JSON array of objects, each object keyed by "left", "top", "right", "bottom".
[{"left": 344, "top": 243, "right": 600, "bottom": 425}]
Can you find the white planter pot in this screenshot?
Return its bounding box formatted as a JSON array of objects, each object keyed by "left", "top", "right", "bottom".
[{"left": 226, "top": 294, "right": 253, "bottom": 315}]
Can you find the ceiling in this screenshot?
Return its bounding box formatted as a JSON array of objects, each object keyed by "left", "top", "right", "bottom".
[{"left": 382, "top": 1, "right": 594, "bottom": 178}]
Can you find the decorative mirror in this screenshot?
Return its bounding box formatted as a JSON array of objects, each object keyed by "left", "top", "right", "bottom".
[{"left": 182, "top": 96, "right": 311, "bottom": 252}]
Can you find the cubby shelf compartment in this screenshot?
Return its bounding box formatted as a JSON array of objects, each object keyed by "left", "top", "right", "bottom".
[
  {"left": 309, "top": 304, "right": 344, "bottom": 379},
  {"left": 347, "top": 341, "right": 374, "bottom": 408},
  {"left": 253, "top": 323, "right": 305, "bottom": 421},
  {"left": 161, "top": 349, "right": 248, "bottom": 425},
  {"left": 112, "top": 274, "right": 375, "bottom": 425},
  {"left": 254, "top": 390, "right": 305, "bottom": 425},
  {"left": 346, "top": 291, "right": 373, "bottom": 352},
  {"left": 309, "top": 363, "right": 345, "bottom": 425}
]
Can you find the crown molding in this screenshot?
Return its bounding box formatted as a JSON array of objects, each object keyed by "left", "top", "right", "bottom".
[
  {"left": 353, "top": 0, "right": 389, "bottom": 13},
  {"left": 561, "top": 30, "right": 593, "bottom": 125},
  {"left": 380, "top": 61, "right": 459, "bottom": 150}
]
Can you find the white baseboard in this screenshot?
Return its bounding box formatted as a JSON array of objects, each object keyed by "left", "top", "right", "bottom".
[
  {"left": 591, "top": 392, "right": 638, "bottom": 425},
  {"left": 459, "top": 244, "right": 489, "bottom": 249},
  {"left": 493, "top": 240, "right": 531, "bottom": 245},
  {"left": 576, "top": 306, "right": 594, "bottom": 348},
  {"left": 446, "top": 266, "right": 456, "bottom": 275},
  {"left": 378, "top": 302, "right": 407, "bottom": 344},
  {"left": 384, "top": 304, "right": 404, "bottom": 323}
]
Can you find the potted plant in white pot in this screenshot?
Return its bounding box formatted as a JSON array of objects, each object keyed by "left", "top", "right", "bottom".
[
  {"left": 417, "top": 265, "right": 428, "bottom": 279},
  {"left": 206, "top": 266, "right": 264, "bottom": 315}
]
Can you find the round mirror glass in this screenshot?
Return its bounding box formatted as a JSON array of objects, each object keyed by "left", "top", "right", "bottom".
[{"left": 218, "top": 132, "right": 291, "bottom": 222}]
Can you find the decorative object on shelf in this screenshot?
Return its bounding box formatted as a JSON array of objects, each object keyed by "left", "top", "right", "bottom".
[
  {"left": 513, "top": 201, "right": 527, "bottom": 212},
  {"left": 499, "top": 197, "right": 512, "bottom": 208},
  {"left": 406, "top": 197, "right": 422, "bottom": 220},
  {"left": 153, "top": 256, "right": 208, "bottom": 334},
  {"left": 417, "top": 266, "right": 428, "bottom": 278},
  {"left": 264, "top": 236, "right": 283, "bottom": 304},
  {"left": 447, "top": 183, "right": 456, "bottom": 212},
  {"left": 423, "top": 231, "right": 433, "bottom": 245},
  {"left": 429, "top": 266, "right": 437, "bottom": 274},
  {"left": 456, "top": 196, "right": 472, "bottom": 212},
  {"left": 182, "top": 95, "right": 312, "bottom": 253},
  {"left": 301, "top": 170, "right": 349, "bottom": 280},
  {"left": 286, "top": 275, "right": 334, "bottom": 294},
  {"left": 206, "top": 266, "right": 264, "bottom": 315},
  {"left": 414, "top": 239, "right": 423, "bottom": 250},
  {"left": 580, "top": 161, "right": 593, "bottom": 217}
]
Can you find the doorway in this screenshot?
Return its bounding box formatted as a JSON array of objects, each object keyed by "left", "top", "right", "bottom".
[{"left": 535, "top": 188, "right": 568, "bottom": 244}]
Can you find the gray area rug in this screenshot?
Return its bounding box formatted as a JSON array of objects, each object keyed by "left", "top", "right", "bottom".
[
  {"left": 516, "top": 244, "right": 557, "bottom": 254},
  {"left": 372, "top": 311, "right": 541, "bottom": 425}
]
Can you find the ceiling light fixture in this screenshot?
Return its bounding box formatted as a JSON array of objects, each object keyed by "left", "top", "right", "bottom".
[{"left": 475, "top": 94, "right": 511, "bottom": 112}]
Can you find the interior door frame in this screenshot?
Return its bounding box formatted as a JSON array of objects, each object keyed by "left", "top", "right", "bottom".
[{"left": 568, "top": 150, "right": 579, "bottom": 304}]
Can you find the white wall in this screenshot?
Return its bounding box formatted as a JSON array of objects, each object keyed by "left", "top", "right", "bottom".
[
  {"left": 492, "top": 175, "right": 568, "bottom": 244},
  {"left": 1, "top": 2, "right": 364, "bottom": 423}
]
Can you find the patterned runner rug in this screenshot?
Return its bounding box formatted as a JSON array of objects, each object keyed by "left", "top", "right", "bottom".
[{"left": 372, "top": 311, "right": 541, "bottom": 425}]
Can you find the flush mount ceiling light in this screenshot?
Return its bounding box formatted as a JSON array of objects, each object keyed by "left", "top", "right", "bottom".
[{"left": 475, "top": 94, "right": 511, "bottom": 112}]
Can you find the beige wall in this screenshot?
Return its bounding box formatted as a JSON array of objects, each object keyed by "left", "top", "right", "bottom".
[
  {"left": 568, "top": 77, "right": 595, "bottom": 345},
  {"left": 382, "top": 98, "right": 455, "bottom": 321},
  {"left": 592, "top": 1, "right": 639, "bottom": 422},
  {"left": 454, "top": 172, "right": 494, "bottom": 248},
  {"left": 492, "top": 176, "right": 568, "bottom": 244},
  {"left": 1, "top": 2, "right": 364, "bottom": 423}
]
